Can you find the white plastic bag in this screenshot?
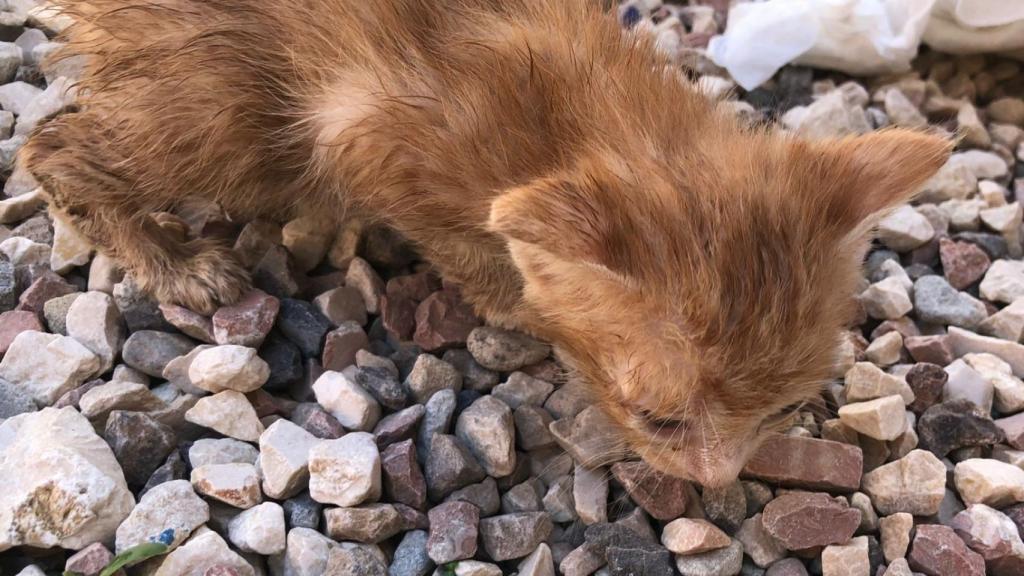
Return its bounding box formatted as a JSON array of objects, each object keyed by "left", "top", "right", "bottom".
[
  {"left": 708, "top": 0, "right": 935, "bottom": 90},
  {"left": 923, "top": 0, "right": 1024, "bottom": 58},
  {"left": 708, "top": 0, "right": 1024, "bottom": 90}
]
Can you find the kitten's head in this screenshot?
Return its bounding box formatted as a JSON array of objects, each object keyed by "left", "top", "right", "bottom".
[{"left": 489, "top": 128, "right": 951, "bottom": 487}]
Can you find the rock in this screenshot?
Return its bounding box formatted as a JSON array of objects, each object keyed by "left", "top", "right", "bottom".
[
  {"left": 64, "top": 543, "right": 115, "bottom": 576},
  {"left": 467, "top": 327, "right": 550, "bottom": 372},
  {"left": 324, "top": 541, "right": 389, "bottom": 575},
  {"left": 105, "top": 410, "right": 176, "bottom": 489},
  {"left": 884, "top": 89, "right": 926, "bottom": 128},
  {"left": 949, "top": 326, "right": 1024, "bottom": 380},
  {"left": 424, "top": 434, "right": 486, "bottom": 501},
  {"left": 210, "top": 290, "right": 278, "bottom": 348},
  {"left": 878, "top": 206, "right": 934, "bottom": 252},
  {"left": 790, "top": 90, "right": 870, "bottom": 139},
  {"left": 736, "top": 513, "right": 787, "bottom": 567},
  {"left": 88, "top": 254, "right": 123, "bottom": 295},
  {"left": 308, "top": 431, "right": 380, "bottom": 507},
  {"left": 427, "top": 501, "right": 480, "bottom": 563},
  {"left": 610, "top": 461, "right": 689, "bottom": 521},
  {"left": 160, "top": 304, "right": 216, "bottom": 343},
  {"left": 281, "top": 215, "right": 333, "bottom": 271},
  {"left": 573, "top": 464, "right": 609, "bottom": 525},
  {"left": 940, "top": 238, "right": 990, "bottom": 290},
  {"left": 191, "top": 463, "right": 262, "bottom": 509},
  {"left": 906, "top": 363, "right": 948, "bottom": 414},
  {"left": 122, "top": 330, "right": 195, "bottom": 378},
  {"left": 950, "top": 504, "right": 1024, "bottom": 576},
  {"left": 0, "top": 331, "right": 99, "bottom": 406},
  {"left": 259, "top": 334, "right": 303, "bottom": 392},
  {"left": 0, "top": 237, "right": 49, "bottom": 269},
  {"left": 349, "top": 367, "right": 405, "bottom": 412},
  {"left": 702, "top": 481, "right": 747, "bottom": 533},
  {"left": 944, "top": 359, "right": 994, "bottom": 413},
  {"left": 518, "top": 543, "right": 555, "bottom": 576},
  {"left": 455, "top": 395, "right": 516, "bottom": 477},
  {"left": 981, "top": 203, "right": 1023, "bottom": 238},
  {"left": 282, "top": 493, "right": 321, "bottom": 531},
  {"left": 189, "top": 438, "right": 259, "bottom": 468},
  {"left": 980, "top": 298, "right": 1024, "bottom": 344},
  {"left": 227, "top": 502, "right": 286, "bottom": 555},
  {"left": 116, "top": 479, "right": 208, "bottom": 553},
  {"left": 314, "top": 286, "right": 367, "bottom": 327},
  {"left": 908, "top": 524, "right": 985, "bottom": 576},
  {"left": 821, "top": 536, "right": 870, "bottom": 576},
  {"left": 382, "top": 439, "right": 427, "bottom": 511},
  {"left": 838, "top": 396, "right": 906, "bottom": 440},
  {"left": 0, "top": 311, "right": 42, "bottom": 357},
  {"left": 542, "top": 475, "right": 575, "bottom": 522},
  {"left": 406, "top": 353, "right": 462, "bottom": 404},
  {"left": 0, "top": 188, "right": 42, "bottom": 225},
  {"left": 42, "top": 292, "right": 80, "bottom": 336},
  {"left": 323, "top": 503, "right": 404, "bottom": 543},
  {"left": 988, "top": 97, "right": 1024, "bottom": 125},
  {"left": 501, "top": 480, "right": 542, "bottom": 513},
  {"left": 391, "top": 529, "right": 431, "bottom": 576},
  {"left": 184, "top": 345, "right": 270, "bottom": 394},
  {"left": 661, "top": 518, "right": 730, "bottom": 555},
  {"left": 451, "top": 561, "right": 502, "bottom": 576},
  {"left": 259, "top": 419, "right": 319, "bottom": 500},
  {"left": 879, "top": 512, "right": 913, "bottom": 563},
  {"left": 50, "top": 218, "right": 92, "bottom": 274},
  {"left": 865, "top": 331, "right": 903, "bottom": 367},
  {"left": 550, "top": 406, "right": 628, "bottom": 469},
  {"left": 291, "top": 402, "right": 345, "bottom": 439},
  {"left": 321, "top": 320, "right": 368, "bottom": 369},
  {"left": 417, "top": 388, "right": 457, "bottom": 460},
  {"left": 344, "top": 257, "right": 384, "bottom": 314},
  {"left": 151, "top": 529, "right": 254, "bottom": 576},
  {"left": 606, "top": 546, "right": 674, "bottom": 576},
  {"left": 0, "top": 407, "right": 134, "bottom": 552},
  {"left": 917, "top": 399, "right": 1003, "bottom": 458},
  {"left": 252, "top": 245, "right": 300, "bottom": 299},
  {"left": 844, "top": 363, "right": 914, "bottom": 404},
  {"left": 66, "top": 292, "right": 125, "bottom": 374},
  {"left": 982, "top": 260, "right": 1024, "bottom": 305},
  {"left": 492, "top": 371, "right": 554, "bottom": 410},
  {"left": 373, "top": 404, "right": 425, "bottom": 447},
  {"left": 270, "top": 300, "right": 329, "bottom": 361},
  {"left": 313, "top": 370, "right": 380, "bottom": 431},
  {"left": 413, "top": 289, "right": 481, "bottom": 351},
  {"left": 114, "top": 278, "right": 174, "bottom": 332},
  {"left": 914, "top": 275, "right": 987, "bottom": 329},
  {"left": 479, "top": 512, "right": 553, "bottom": 562},
  {"left": 765, "top": 558, "right": 808, "bottom": 576},
  {"left": 185, "top": 391, "right": 263, "bottom": 441},
  {"left": 761, "top": 491, "right": 861, "bottom": 550},
  {"left": 954, "top": 458, "right": 1024, "bottom": 507},
  {"left": 905, "top": 335, "right": 955, "bottom": 366},
  {"left": 446, "top": 476, "right": 500, "bottom": 517},
  {"left": 673, "top": 539, "right": 744, "bottom": 576},
  {"left": 0, "top": 377, "right": 35, "bottom": 418},
  {"left": 740, "top": 434, "right": 864, "bottom": 492},
  {"left": 78, "top": 381, "right": 162, "bottom": 421},
  {"left": 862, "top": 449, "right": 946, "bottom": 515}
]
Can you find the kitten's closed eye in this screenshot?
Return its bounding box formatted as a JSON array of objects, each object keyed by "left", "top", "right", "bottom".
[{"left": 634, "top": 408, "right": 690, "bottom": 439}]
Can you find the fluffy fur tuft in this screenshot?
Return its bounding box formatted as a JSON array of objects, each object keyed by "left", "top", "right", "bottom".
[{"left": 23, "top": 0, "right": 951, "bottom": 485}]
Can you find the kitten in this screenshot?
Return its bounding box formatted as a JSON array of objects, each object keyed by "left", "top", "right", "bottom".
[{"left": 23, "top": 0, "right": 950, "bottom": 486}]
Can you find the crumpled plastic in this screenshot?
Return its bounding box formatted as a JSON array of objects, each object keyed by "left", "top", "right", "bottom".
[{"left": 707, "top": 0, "right": 1024, "bottom": 90}]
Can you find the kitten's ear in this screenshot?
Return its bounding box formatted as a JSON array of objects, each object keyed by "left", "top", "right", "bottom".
[
  {"left": 812, "top": 129, "right": 953, "bottom": 226},
  {"left": 488, "top": 175, "right": 638, "bottom": 276}
]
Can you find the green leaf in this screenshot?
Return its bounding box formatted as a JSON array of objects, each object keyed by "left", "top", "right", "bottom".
[{"left": 97, "top": 541, "right": 170, "bottom": 576}]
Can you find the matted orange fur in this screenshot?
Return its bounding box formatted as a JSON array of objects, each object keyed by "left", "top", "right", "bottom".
[{"left": 22, "top": 0, "right": 951, "bottom": 486}]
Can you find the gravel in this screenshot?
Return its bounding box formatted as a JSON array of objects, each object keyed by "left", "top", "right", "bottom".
[{"left": 1, "top": 3, "right": 1023, "bottom": 576}]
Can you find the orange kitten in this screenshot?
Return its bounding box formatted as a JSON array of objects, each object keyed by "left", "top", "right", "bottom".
[{"left": 22, "top": 0, "right": 950, "bottom": 485}]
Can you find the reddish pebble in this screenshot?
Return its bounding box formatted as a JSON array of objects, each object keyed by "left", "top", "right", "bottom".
[
  {"left": 908, "top": 524, "right": 985, "bottom": 576},
  {"left": 160, "top": 303, "right": 215, "bottom": 343},
  {"left": 413, "top": 289, "right": 482, "bottom": 352},
  {"left": 212, "top": 289, "right": 279, "bottom": 348},
  {"left": 760, "top": 491, "right": 861, "bottom": 550},
  {"left": 940, "top": 238, "right": 991, "bottom": 290},
  {"left": 741, "top": 434, "right": 863, "bottom": 492},
  {"left": 0, "top": 310, "right": 42, "bottom": 355},
  {"left": 904, "top": 335, "right": 954, "bottom": 366},
  {"left": 610, "top": 461, "right": 690, "bottom": 521}
]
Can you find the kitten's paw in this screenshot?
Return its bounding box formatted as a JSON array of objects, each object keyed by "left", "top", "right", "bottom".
[{"left": 146, "top": 240, "right": 252, "bottom": 315}]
